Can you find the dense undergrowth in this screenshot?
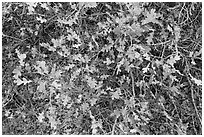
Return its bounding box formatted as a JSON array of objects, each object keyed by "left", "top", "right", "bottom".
[{"left": 2, "top": 2, "right": 202, "bottom": 135}]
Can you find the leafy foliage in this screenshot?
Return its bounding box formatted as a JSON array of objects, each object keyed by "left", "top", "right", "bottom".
[{"left": 2, "top": 2, "right": 202, "bottom": 135}]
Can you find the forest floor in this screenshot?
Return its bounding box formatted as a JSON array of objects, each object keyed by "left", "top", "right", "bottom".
[{"left": 2, "top": 2, "right": 202, "bottom": 135}]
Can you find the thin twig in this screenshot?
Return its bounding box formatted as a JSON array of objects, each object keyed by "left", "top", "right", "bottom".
[
  {"left": 187, "top": 9, "right": 202, "bottom": 26},
  {"left": 160, "top": 43, "right": 166, "bottom": 59},
  {"left": 184, "top": 58, "right": 202, "bottom": 125},
  {"left": 111, "top": 116, "right": 118, "bottom": 135},
  {"left": 149, "top": 40, "right": 171, "bottom": 46},
  {"left": 2, "top": 33, "right": 22, "bottom": 41},
  {"left": 130, "top": 69, "right": 135, "bottom": 98},
  {"left": 178, "top": 3, "right": 186, "bottom": 24}
]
